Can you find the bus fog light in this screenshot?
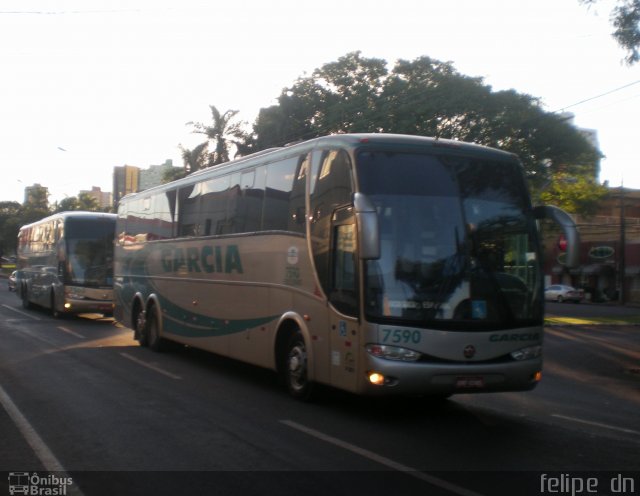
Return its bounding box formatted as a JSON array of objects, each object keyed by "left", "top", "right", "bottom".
[
  {"left": 366, "top": 344, "right": 421, "bottom": 362},
  {"left": 510, "top": 345, "right": 541, "bottom": 361},
  {"left": 64, "top": 303, "right": 72, "bottom": 309},
  {"left": 368, "top": 372, "right": 385, "bottom": 385}
]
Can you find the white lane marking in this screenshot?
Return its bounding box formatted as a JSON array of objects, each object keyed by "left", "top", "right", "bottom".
[
  {"left": 119, "top": 352, "right": 182, "bottom": 380},
  {"left": 2, "top": 304, "right": 41, "bottom": 320},
  {"left": 57, "top": 326, "right": 86, "bottom": 339},
  {"left": 0, "top": 382, "right": 65, "bottom": 471},
  {"left": 280, "top": 419, "right": 485, "bottom": 496},
  {"left": 552, "top": 414, "right": 640, "bottom": 436},
  {"left": 0, "top": 383, "right": 85, "bottom": 496}
]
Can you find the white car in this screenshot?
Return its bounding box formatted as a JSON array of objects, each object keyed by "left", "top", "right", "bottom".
[{"left": 544, "top": 284, "right": 584, "bottom": 303}]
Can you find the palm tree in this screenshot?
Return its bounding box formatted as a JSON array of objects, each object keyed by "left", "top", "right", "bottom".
[
  {"left": 189, "top": 105, "right": 247, "bottom": 166},
  {"left": 178, "top": 142, "right": 209, "bottom": 175}
]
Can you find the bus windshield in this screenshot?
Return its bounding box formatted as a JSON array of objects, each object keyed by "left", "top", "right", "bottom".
[
  {"left": 358, "top": 150, "right": 542, "bottom": 331},
  {"left": 65, "top": 217, "right": 115, "bottom": 287}
]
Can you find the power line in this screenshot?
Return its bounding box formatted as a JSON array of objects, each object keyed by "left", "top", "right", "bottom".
[{"left": 553, "top": 80, "right": 640, "bottom": 113}]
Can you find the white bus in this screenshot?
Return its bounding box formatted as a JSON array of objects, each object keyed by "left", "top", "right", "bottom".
[
  {"left": 114, "top": 134, "right": 579, "bottom": 399},
  {"left": 17, "top": 211, "right": 116, "bottom": 317}
]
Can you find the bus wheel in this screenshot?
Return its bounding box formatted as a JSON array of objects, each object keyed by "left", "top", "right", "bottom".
[
  {"left": 146, "top": 308, "right": 166, "bottom": 352},
  {"left": 284, "top": 330, "right": 314, "bottom": 401},
  {"left": 51, "top": 291, "right": 62, "bottom": 319},
  {"left": 134, "top": 307, "right": 148, "bottom": 347}
]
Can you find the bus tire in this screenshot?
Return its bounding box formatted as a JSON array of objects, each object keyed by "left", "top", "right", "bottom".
[
  {"left": 51, "top": 291, "right": 62, "bottom": 319},
  {"left": 283, "top": 329, "right": 314, "bottom": 401},
  {"left": 146, "top": 307, "right": 166, "bottom": 352},
  {"left": 134, "top": 305, "right": 148, "bottom": 347}
]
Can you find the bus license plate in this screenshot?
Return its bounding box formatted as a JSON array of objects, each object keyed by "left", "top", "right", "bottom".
[{"left": 456, "top": 377, "right": 485, "bottom": 389}]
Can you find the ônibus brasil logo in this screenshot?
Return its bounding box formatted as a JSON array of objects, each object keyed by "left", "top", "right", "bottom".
[{"left": 8, "top": 472, "right": 73, "bottom": 495}]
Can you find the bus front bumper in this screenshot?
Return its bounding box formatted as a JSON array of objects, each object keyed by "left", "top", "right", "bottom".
[{"left": 358, "top": 356, "right": 543, "bottom": 396}]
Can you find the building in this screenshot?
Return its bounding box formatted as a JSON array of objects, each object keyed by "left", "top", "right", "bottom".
[
  {"left": 23, "top": 183, "right": 49, "bottom": 205},
  {"left": 545, "top": 187, "right": 640, "bottom": 304},
  {"left": 79, "top": 186, "right": 112, "bottom": 210},
  {"left": 139, "top": 159, "right": 180, "bottom": 191},
  {"left": 112, "top": 165, "right": 141, "bottom": 208},
  {"left": 113, "top": 160, "right": 182, "bottom": 208}
]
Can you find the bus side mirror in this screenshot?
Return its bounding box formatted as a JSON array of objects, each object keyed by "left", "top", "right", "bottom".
[
  {"left": 534, "top": 205, "right": 580, "bottom": 268},
  {"left": 354, "top": 193, "right": 380, "bottom": 260}
]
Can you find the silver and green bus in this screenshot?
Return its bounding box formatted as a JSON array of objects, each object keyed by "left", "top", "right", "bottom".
[
  {"left": 17, "top": 211, "right": 116, "bottom": 317},
  {"left": 114, "top": 134, "right": 579, "bottom": 399}
]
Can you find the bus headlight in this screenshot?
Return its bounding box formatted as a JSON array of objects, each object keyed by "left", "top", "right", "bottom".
[
  {"left": 510, "top": 345, "right": 542, "bottom": 361},
  {"left": 366, "top": 344, "right": 421, "bottom": 362}
]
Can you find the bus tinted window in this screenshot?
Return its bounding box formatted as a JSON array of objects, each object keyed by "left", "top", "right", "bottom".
[
  {"left": 263, "top": 157, "right": 299, "bottom": 231},
  {"left": 178, "top": 185, "right": 200, "bottom": 237},
  {"left": 237, "top": 167, "right": 266, "bottom": 232},
  {"left": 149, "top": 191, "right": 176, "bottom": 240},
  {"left": 200, "top": 175, "right": 231, "bottom": 235},
  {"left": 310, "top": 149, "right": 354, "bottom": 296}
]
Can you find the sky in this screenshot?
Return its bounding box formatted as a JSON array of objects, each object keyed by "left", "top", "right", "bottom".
[{"left": 1, "top": 0, "right": 639, "bottom": 204}]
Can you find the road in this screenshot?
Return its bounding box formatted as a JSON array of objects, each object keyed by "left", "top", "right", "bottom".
[{"left": 0, "top": 289, "right": 638, "bottom": 496}]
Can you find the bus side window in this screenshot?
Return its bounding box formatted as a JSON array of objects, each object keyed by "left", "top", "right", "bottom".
[
  {"left": 178, "top": 184, "right": 201, "bottom": 237},
  {"left": 263, "top": 156, "right": 300, "bottom": 231},
  {"left": 238, "top": 167, "right": 265, "bottom": 233},
  {"left": 199, "top": 175, "right": 231, "bottom": 235},
  {"left": 310, "top": 149, "right": 354, "bottom": 297},
  {"left": 147, "top": 191, "right": 175, "bottom": 240},
  {"left": 288, "top": 154, "right": 309, "bottom": 233},
  {"left": 331, "top": 222, "right": 358, "bottom": 316}
]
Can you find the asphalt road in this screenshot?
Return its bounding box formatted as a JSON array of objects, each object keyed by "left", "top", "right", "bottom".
[{"left": 0, "top": 288, "right": 638, "bottom": 496}]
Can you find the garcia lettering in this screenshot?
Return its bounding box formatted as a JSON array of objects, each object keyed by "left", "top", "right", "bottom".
[
  {"left": 489, "top": 333, "right": 540, "bottom": 342},
  {"left": 161, "top": 244, "right": 243, "bottom": 274}
]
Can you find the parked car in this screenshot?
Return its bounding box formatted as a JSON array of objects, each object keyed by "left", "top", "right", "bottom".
[
  {"left": 8, "top": 271, "right": 17, "bottom": 291},
  {"left": 544, "top": 284, "right": 584, "bottom": 303}
]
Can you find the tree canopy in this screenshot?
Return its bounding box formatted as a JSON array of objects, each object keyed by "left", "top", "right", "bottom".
[
  {"left": 248, "top": 52, "right": 603, "bottom": 212},
  {"left": 188, "top": 105, "right": 248, "bottom": 167},
  {"left": 581, "top": 0, "right": 640, "bottom": 64}
]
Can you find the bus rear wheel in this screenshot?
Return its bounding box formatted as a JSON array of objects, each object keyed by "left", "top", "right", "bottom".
[
  {"left": 283, "top": 330, "right": 314, "bottom": 401},
  {"left": 134, "top": 306, "right": 148, "bottom": 347},
  {"left": 146, "top": 308, "right": 166, "bottom": 352}
]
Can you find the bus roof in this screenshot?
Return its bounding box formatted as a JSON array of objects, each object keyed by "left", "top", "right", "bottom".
[
  {"left": 119, "top": 133, "right": 518, "bottom": 202},
  {"left": 19, "top": 211, "right": 117, "bottom": 231}
]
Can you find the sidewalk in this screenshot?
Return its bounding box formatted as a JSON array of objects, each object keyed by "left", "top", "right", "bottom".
[{"left": 544, "top": 315, "right": 640, "bottom": 326}]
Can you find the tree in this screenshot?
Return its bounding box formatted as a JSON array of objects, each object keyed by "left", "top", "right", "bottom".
[
  {"left": 77, "top": 192, "right": 100, "bottom": 211},
  {"left": 539, "top": 173, "right": 608, "bottom": 216},
  {"left": 0, "top": 201, "right": 22, "bottom": 257},
  {"left": 55, "top": 197, "right": 80, "bottom": 212},
  {"left": 247, "top": 52, "right": 602, "bottom": 215},
  {"left": 53, "top": 193, "right": 100, "bottom": 213},
  {"left": 580, "top": 0, "right": 640, "bottom": 64},
  {"left": 178, "top": 142, "right": 209, "bottom": 175},
  {"left": 21, "top": 186, "right": 50, "bottom": 225},
  {"left": 189, "top": 105, "right": 248, "bottom": 166}
]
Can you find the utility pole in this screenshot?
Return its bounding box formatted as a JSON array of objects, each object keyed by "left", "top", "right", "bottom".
[{"left": 618, "top": 185, "right": 626, "bottom": 305}]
